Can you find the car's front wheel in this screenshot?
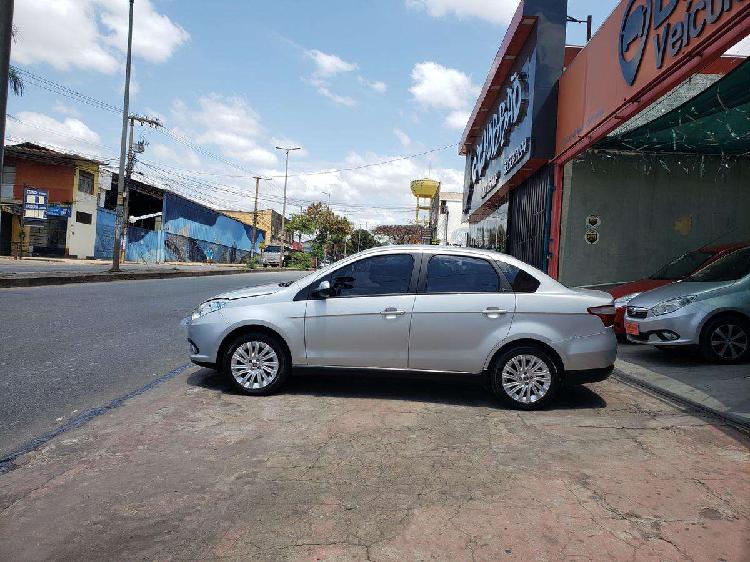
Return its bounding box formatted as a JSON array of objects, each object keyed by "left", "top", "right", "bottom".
[
  {"left": 222, "top": 332, "right": 290, "bottom": 395},
  {"left": 700, "top": 315, "right": 750, "bottom": 364},
  {"left": 490, "top": 346, "right": 560, "bottom": 410}
]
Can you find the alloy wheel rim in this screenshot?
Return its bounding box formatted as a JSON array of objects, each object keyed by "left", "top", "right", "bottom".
[
  {"left": 710, "top": 324, "right": 748, "bottom": 360},
  {"left": 501, "top": 354, "right": 552, "bottom": 404},
  {"left": 231, "top": 341, "right": 279, "bottom": 389}
]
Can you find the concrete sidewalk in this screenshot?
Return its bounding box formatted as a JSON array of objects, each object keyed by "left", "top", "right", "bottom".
[
  {"left": 615, "top": 344, "right": 750, "bottom": 428},
  {"left": 0, "top": 257, "right": 287, "bottom": 287},
  {"left": 0, "top": 366, "right": 747, "bottom": 560}
]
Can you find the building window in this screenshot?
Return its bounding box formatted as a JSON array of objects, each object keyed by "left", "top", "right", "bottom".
[
  {"left": 76, "top": 211, "right": 92, "bottom": 224},
  {"left": 78, "top": 170, "right": 94, "bottom": 194}
]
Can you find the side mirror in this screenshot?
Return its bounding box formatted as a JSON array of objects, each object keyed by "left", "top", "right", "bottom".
[{"left": 314, "top": 280, "right": 331, "bottom": 298}]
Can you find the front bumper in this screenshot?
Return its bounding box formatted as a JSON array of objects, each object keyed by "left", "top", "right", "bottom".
[
  {"left": 624, "top": 307, "right": 701, "bottom": 346},
  {"left": 186, "top": 313, "right": 227, "bottom": 365}
]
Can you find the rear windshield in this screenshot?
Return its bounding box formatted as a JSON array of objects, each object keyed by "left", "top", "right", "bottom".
[
  {"left": 649, "top": 251, "right": 713, "bottom": 280},
  {"left": 685, "top": 248, "right": 750, "bottom": 282},
  {"left": 264, "top": 245, "right": 281, "bottom": 253}
]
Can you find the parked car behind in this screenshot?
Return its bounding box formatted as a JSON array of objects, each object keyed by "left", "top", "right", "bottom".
[
  {"left": 186, "top": 245, "right": 617, "bottom": 410},
  {"left": 609, "top": 242, "right": 749, "bottom": 337},
  {"left": 625, "top": 247, "right": 750, "bottom": 363}
]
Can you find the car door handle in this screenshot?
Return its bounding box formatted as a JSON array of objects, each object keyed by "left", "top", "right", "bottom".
[
  {"left": 380, "top": 307, "right": 406, "bottom": 316},
  {"left": 482, "top": 307, "right": 508, "bottom": 317}
]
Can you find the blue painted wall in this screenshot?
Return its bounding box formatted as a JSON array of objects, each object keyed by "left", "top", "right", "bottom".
[
  {"left": 126, "top": 226, "right": 163, "bottom": 263},
  {"left": 94, "top": 208, "right": 115, "bottom": 259},
  {"left": 163, "top": 193, "right": 264, "bottom": 252}
]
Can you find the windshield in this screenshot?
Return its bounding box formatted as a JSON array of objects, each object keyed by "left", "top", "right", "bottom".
[
  {"left": 264, "top": 245, "right": 281, "bottom": 253},
  {"left": 685, "top": 247, "right": 750, "bottom": 282},
  {"left": 649, "top": 251, "right": 713, "bottom": 280}
]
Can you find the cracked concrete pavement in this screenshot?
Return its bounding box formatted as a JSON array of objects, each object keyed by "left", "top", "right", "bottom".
[{"left": 0, "top": 368, "right": 748, "bottom": 561}]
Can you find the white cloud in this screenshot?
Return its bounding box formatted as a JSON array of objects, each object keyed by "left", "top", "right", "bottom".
[
  {"left": 394, "top": 128, "right": 412, "bottom": 148},
  {"left": 52, "top": 101, "right": 81, "bottom": 118},
  {"left": 406, "top": 0, "right": 518, "bottom": 24},
  {"left": 726, "top": 36, "right": 750, "bottom": 56},
  {"left": 410, "top": 62, "right": 478, "bottom": 129},
  {"left": 313, "top": 83, "right": 357, "bottom": 107},
  {"left": 12, "top": 0, "right": 188, "bottom": 73},
  {"left": 410, "top": 62, "right": 478, "bottom": 110},
  {"left": 171, "top": 94, "right": 278, "bottom": 168},
  {"left": 445, "top": 110, "right": 470, "bottom": 130},
  {"left": 306, "top": 49, "right": 358, "bottom": 77},
  {"left": 6, "top": 111, "right": 105, "bottom": 157},
  {"left": 359, "top": 76, "right": 388, "bottom": 93}
]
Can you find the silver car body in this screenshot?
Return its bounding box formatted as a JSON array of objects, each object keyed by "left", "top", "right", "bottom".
[
  {"left": 187, "top": 246, "right": 616, "bottom": 376},
  {"left": 625, "top": 275, "right": 750, "bottom": 346}
]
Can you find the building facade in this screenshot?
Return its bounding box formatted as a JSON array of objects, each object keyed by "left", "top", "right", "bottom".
[
  {"left": 221, "top": 209, "right": 290, "bottom": 247},
  {"left": 0, "top": 143, "right": 103, "bottom": 258},
  {"left": 461, "top": 0, "right": 750, "bottom": 285},
  {"left": 433, "top": 191, "right": 463, "bottom": 245}
]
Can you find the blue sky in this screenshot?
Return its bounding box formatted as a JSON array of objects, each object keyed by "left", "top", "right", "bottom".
[{"left": 7, "top": 0, "right": 633, "bottom": 225}]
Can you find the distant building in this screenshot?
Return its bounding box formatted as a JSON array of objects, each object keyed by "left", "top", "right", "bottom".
[
  {"left": 434, "top": 192, "right": 463, "bottom": 245},
  {"left": 0, "top": 143, "right": 103, "bottom": 258},
  {"left": 221, "top": 209, "right": 292, "bottom": 247}
]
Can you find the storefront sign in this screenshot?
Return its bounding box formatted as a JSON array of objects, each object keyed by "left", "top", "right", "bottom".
[
  {"left": 619, "top": 0, "right": 737, "bottom": 86},
  {"left": 23, "top": 188, "right": 48, "bottom": 224},
  {"left": 47, "top": 205, "right": 72, "bottom": 217},
  {"left": 471, "top": 72, "right": 529, "bottom": 185},
  {"left": 556, "top": 0, "right": 750, "bottom": 158}
]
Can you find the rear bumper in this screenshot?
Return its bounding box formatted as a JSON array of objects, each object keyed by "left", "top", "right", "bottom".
[
  {"left": 564, "top": 364, "right": 614, "bottom": 385},
  {"left": 555, "top": 329, "right": 618, "bottom": 372}
]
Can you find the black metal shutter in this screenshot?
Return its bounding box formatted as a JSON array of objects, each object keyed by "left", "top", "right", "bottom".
[{"left": 506, "top": 166, "right": 553, "bottom": 272}]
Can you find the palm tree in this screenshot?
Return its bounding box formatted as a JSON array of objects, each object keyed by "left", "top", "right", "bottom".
[
  {"left": 8, "top": 65, "right": 22, "bottom": 96},
  {"left": 8, "top": 26, "right": 22, "bottom": 96}
]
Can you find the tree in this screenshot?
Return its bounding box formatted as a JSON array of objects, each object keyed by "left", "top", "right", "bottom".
[
  {"left": 348, "top": 228, "right": 378, "bottom": 252},
  {"left": 288, "top": 202, "right": 352, "bottom": 260},
  {"left": 8, "top": 28, "right": 23, "bottom": 96},
  {"left": 373, "top": 224, "right": 423, "bottom": 245}
]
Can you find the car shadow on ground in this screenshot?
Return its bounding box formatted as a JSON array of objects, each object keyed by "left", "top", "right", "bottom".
[{"left": 187, "top": 368, "right": 607, "bottom": 410}]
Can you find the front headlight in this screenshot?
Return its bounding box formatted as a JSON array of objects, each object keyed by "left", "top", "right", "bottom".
[
  {"left": 614, "top": 293, "right": 641, "bottom": 307},
  {"left": 191, "top": 299, "right": 228, "bottom": 321},
  {"left": 649, "top": 295, "right": 696, "bottom": 316}
]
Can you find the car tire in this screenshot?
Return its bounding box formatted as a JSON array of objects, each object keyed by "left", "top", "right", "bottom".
[
  {"left": 490, "top": 346, "right": 561, "bottom": 410},
  {"left": 699, "top": 315, "right": 750, "bottom": 364},
  {"left": 222, "top": 332, "right": 290, "bottom": 395}
]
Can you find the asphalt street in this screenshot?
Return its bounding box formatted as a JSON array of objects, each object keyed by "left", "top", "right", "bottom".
[
  {"left": 0, "top": 271, "right": 306, "bottom": 456},
  {"left": 0, "top": 257, "right": 247, "bottom": 275}
]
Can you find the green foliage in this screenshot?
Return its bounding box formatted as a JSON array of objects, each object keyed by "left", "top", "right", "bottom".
[
  {"left": 348, "top": 229, "right": 379, "bottom": 252},
  {"left": 243, "top": 255, "right": 260, "bottom": 270},
  {"left": 288, "top": 251, "right": 313, "bottom": 269}
]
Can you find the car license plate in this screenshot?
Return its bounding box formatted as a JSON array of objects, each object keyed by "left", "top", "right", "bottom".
[{"left": 625, "top": 321, "right": 640, "bottom": 336}]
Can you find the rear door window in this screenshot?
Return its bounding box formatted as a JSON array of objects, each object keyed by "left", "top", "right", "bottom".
[
  {"left": 496, "top": 262, "right": 541, "bottom": 293},
  {"left": 424, "top": 255, "right": 502, "bottom": 293}
]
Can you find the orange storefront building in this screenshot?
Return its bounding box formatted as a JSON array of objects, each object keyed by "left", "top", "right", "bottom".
[{"left": 461, "top": 0, "right": 750, "bottom": 286}]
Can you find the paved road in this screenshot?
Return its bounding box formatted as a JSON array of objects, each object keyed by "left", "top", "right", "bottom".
[{"left": 0, "top": 271, "right": 306, "bottom": 456}]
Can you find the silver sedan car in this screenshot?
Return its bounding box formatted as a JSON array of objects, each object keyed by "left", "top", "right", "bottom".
[
  {"left": 625, "top": 246, "right": 750, "bottom": 363},
  {"left": 187, "top": 246, "right": 617, "bottom": 409}
]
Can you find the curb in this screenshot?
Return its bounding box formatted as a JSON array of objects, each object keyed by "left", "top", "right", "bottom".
[
  {"left": 612, "top": 371, "right": 750, "bottom": 434},
  {"left": 0, "top": 267, "right": 308, "bottom": 288}
]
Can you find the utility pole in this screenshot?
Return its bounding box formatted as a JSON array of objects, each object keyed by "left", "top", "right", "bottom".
[
  {"left": 275, "top": 145, "right": 301, "bottom": 268},
  {"left": 250, "top": 176, "right": 269, "bottom": 258},
  {"left": 110, "top": 0, "right": 135, "bottom": 272},
  {"left": 0, "top": 0, "right": 14, "bottom": 253},
  {"left": 114, "top": 114, "right": 161, "bottom": 268}
]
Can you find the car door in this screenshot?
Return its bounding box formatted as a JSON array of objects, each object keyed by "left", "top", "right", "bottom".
[
  {"left": 304, "top": 252, "right": 418, "bottom": 368},
  {"left": 408, "top": 253, "right": 516, "bottom": 373}
]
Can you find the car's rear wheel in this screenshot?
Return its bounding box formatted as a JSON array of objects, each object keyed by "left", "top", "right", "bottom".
[
  {"left": 490, "top": 346, "right": 560, "bottom": 410},
  {"left": 700, "top": 316, "right": 750, "bottom": 364},
  {"left": 222, "top": 332, "right": 290, "bottom": 395}
]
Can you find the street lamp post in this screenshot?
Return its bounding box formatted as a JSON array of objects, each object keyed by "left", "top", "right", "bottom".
[{"left": 275, "top": 146, "right": 300, "bottom": 268}]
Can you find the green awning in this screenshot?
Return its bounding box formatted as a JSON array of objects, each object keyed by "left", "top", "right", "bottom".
[{"left": 598, "top": 58, "right": 750, "bottom": 154}]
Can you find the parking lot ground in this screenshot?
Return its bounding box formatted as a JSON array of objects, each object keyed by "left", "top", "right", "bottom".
[
  {"left": 1, "top": 367, "right": 748, "bottom": 561},
  {"left": 616, "top": 344, "right": 750, "bottom": 427}
]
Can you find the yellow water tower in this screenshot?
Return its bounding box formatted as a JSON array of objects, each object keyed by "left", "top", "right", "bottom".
[{"left": 410, "top": 178, "right": 440, "bottom": 227}]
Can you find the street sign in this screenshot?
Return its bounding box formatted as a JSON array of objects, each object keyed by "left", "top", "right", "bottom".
[{"left": 23, "top": 188, "right": 48, "bottom": 226}]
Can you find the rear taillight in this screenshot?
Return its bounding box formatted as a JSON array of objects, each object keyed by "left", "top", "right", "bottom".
[{"left": 588, "top": 305, "right": 616, "bottom": 327}]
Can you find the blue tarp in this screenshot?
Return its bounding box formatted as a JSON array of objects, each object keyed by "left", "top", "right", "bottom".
[{"left": 94, "top": 208, "right": 115, "bottom": 259}]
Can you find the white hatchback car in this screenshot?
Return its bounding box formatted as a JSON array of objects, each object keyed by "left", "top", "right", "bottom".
[{"left": 187, "top": 246, "right": 617, "bottom": 409}]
